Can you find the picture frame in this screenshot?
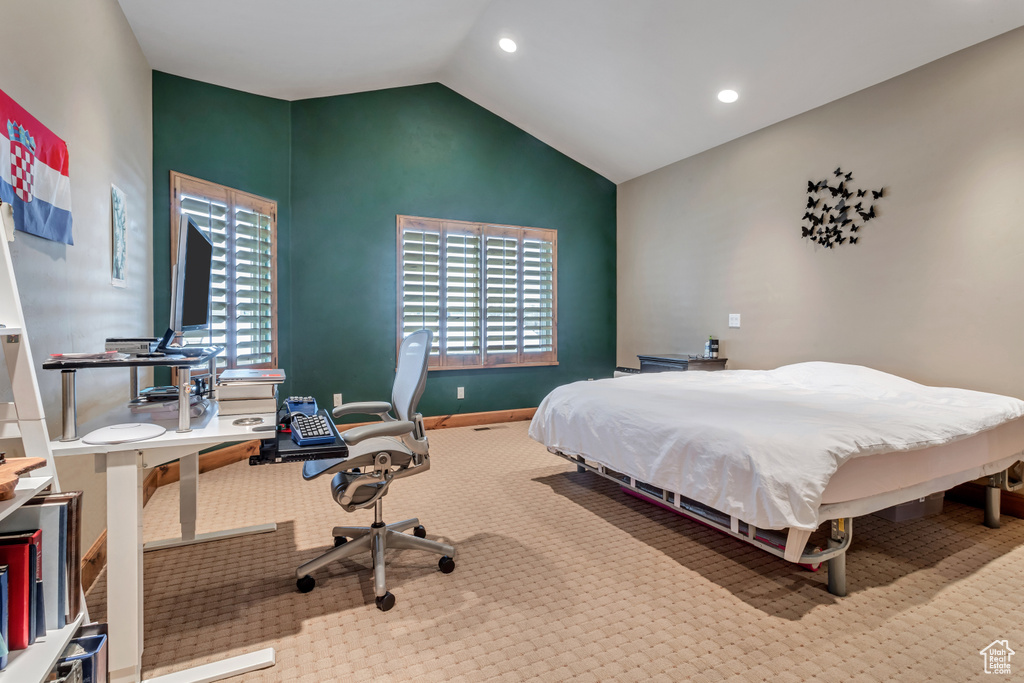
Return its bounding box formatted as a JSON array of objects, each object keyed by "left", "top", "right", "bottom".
[{"left": 111, "top": 184, "right": 127, "bottom": 287}]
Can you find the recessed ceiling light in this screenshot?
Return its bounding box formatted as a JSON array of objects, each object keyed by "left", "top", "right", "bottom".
[
  {"left": 718, "top": 89, "right": 739, "bottom": 103},
  {"left": 499, "top": 38, "right": 517, "bottom": 53}
]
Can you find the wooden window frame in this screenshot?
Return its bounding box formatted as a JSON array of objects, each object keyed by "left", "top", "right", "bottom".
[
  {"left": 170, "top": 171, "right": 279, "bottom": 369},
  {"left": 397, "top": 215, "right": 558, "bottom": 370}
]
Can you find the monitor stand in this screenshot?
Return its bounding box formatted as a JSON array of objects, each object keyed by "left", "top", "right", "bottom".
[{"left": 155, "top": 328, "right": 212, "bottom": 357}]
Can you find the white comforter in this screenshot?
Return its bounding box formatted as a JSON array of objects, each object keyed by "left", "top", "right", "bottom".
[{"left": 529, "top": 362, "right": 1024, "bottom": 531}]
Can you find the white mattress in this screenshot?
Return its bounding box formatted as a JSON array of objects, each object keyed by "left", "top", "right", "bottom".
[
  {"left": 530, "top": 362, "right": 1024, "bottom": 531},
  {"left": 821, "top": 417, "right": 1024, "bottom": 504}
]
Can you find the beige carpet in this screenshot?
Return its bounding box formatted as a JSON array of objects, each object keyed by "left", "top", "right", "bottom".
[{"left": 87, "top": 421, "right": 1024, "bottom": 681}]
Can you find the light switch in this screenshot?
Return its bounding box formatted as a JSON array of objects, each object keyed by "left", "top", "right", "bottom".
[
  {"left": 457, "top": 387, "right": 465, "bottom": 399},
  {"left": 728, "top": 314, "right": 741, "bottom": 328}
]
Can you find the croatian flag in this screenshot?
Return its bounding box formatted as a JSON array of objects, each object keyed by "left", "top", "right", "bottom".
[{"left": 0, "top": 88, "right": 73, "bottom": 244}]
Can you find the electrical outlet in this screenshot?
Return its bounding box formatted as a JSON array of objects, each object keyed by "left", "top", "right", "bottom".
[
  {"left": 457, "top": 387, "right": 465, "bottom": 400},
  {"left": 729, "top": 313, "right": 741, "bottom": 328},
  {"left": 333, "top": 393, "right": 343, "bottom": 408}
]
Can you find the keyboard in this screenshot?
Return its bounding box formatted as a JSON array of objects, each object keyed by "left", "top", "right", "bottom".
[
  {"left": 285, "top": 396, "right": 318, "bottom": 416},
  {"left": 290, "top": 412, "right": 337, "bottom": 446}
]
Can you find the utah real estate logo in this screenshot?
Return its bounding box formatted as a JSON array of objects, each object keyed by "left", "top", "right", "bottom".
[{"left": 980, "top": 640, "right": 1014, "bottom": 675}]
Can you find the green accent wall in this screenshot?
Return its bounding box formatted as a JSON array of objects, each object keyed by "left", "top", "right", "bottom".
[
  {"left": 151, "top": 72, "right": 293, "bottom": 385},
  {"left": 153, "top": 74, "right": 616, "bottom": 416}
]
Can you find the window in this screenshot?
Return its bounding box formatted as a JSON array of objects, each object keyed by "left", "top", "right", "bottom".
[
  {"left": 170, "top": 172, "right": 277, "bottom": 369},
  {"left": 398, "top": 215, "right": 557, "bottom": 369}
]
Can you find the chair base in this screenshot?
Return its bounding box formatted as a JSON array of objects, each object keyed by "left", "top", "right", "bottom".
[{"left": 296, "top": 517, "right": 456, "bottom": 610}]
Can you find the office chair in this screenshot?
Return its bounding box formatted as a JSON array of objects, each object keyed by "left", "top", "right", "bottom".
[{"left": 295, "top": 329, "right": 455, "bottom": 611}]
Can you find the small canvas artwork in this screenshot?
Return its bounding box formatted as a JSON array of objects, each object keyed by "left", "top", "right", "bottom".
[{"left": 111, "top": 184, "right": 127, "bottom": 287}]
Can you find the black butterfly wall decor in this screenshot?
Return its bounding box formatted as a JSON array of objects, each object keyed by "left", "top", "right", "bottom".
[{"left": 799, "top": 167, "right": 888, "bottom": 249}]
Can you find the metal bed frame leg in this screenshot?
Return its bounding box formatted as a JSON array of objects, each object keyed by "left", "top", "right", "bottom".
[
  {"left": 985, "top": 481, "right": 1001, "bottom": 529},
  {"left": 827, "top": 518, "right": 850, "bottom": 597}
]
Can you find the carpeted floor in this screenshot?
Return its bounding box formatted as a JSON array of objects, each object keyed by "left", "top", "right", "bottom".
[{"left": 86, "top": 421, "right": 1024, "bottom": 681}]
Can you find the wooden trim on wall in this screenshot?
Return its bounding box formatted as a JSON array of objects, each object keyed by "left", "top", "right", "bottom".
[
  {"left": 337, "top": 407, "right": 537, "bottom": 431},
  {"left": 152, "top": 440, "right": 260, "bottom": 489},
  {"left": 81, "top": 529, "right": 107, "bottom": 594},
  {"left": 80, "top": 407, "right": 536, "bottom": 591},
  {"left": 947, "top": 482, "right": 1024, "bottom": 519},
  {"left": 143, "top": 468, "right": 160, "bottom": 507},
  {"left": 422, "top": 408, "right": 536, "bottom": 430}
]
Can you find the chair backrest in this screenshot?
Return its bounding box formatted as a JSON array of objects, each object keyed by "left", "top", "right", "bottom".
[{"left": 392, "top": 329, "right": 431, "bottom": 422}]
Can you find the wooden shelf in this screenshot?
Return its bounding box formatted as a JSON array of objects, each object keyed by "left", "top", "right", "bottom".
[
  {"left": 0, "top": 476, "right": 53, "bottom": 524},
  {"left": 0, "top": 612, "right": 85, "bottom": 682}
]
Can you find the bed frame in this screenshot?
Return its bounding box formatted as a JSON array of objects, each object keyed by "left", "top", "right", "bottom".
[{"left": 552, "top": 448, "right": 1022, "bottom": 597}]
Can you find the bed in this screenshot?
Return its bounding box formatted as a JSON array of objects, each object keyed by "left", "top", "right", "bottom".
[{"left": 529, "top": 362, "right": 1024, "bottom": 595}]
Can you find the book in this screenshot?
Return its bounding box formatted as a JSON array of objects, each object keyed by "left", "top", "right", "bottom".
[
  {"left": 6, "top": 497, "right": 68, "bottom": 630},
  {"left": 215, "top": 383, "right": 279, "bottom": 400},
  {"left": 32, "top": 492, "right": 82, "bottom": 622},
  {"left": 217, "top": 397, "right": 279, "bottom": 415},
  {"left": 0, "top": 565, "right": 8, "bottom": 668},
  {"left": 0, "top": 530, "right": 37, "bottom": 649},
  {"left": 218, "top": 368, "right": 285, "bottom": 384},
  {"left": 28, "top": 529, "right": 43, "bottom": 642}
]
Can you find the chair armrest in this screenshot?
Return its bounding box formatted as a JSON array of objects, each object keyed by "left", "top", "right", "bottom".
[
  {"left": 331, "top": 401, "right": 392, "bottom": 419},
  {"left": 341, "top": 421, "right": 414, "bottom": 446}
]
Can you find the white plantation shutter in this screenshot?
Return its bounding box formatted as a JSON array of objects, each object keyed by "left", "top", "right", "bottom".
[
  {"left": 443, "top": 227, "right": 482, "bottom": 365},
  {"left": 398, "top": 216, "right": 556, "bottom": 369},
  {"left": 521, "top": 231, "right": 556, "bottom": 363},
  {"left": 484, "top": 231, "right": 520, "bottom": 365},
  {"left": 232, "top": 206, "right": 275, "bottom": 366},
  {"left": 400, "top": 220, "right": 442, "bottom": 358},
  {"left": 179, "top": 194, "right": 229, "bottom": 361},
  {"left": 172, "top": 172, "right": 277, "bottom": 370}
]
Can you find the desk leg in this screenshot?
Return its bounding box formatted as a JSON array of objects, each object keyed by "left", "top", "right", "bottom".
[
  {"left": 144, "top": 452, "right": 276, "bottom": 552},
  {"left": 107, "top": 449, "right": 144, "bottom": 683},
  {"left": 180, "top": 451, "right": 198, "bottom": 542},
  {"left": 59, "top": 369, "right": 78, "bottom": 441}
]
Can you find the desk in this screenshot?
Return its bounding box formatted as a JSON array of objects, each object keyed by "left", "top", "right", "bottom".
[
  {"left": 43, "top": 348, "right": 222, "bottom": 441},
  {"left": 51, "top": 403, "right": 277, "bottom": 683}
]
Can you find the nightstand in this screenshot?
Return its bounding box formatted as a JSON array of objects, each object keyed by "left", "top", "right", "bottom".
[{"left": 637, "top": 353, "right": 728, "bottom": 373}]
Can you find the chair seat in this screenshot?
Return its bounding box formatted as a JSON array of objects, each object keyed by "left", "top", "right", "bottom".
[
  {"left": 302, "top": 436, "right": 414, "bottom": 481},
  {"left": 332, "top": 470, "right": 388, "bottom": 506}
]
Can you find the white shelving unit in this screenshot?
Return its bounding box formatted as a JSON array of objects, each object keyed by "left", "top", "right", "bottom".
[
  {"left": 0, "top": 229, "right": 88, "bottom": 681},
  {"left": 2, "top": 614, "right": 85, "bottom": 682},
  {"left": 0, "top": 476, "right": 54, "bottom": 524}
]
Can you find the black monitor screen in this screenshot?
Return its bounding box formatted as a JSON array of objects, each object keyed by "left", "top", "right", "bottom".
[{"left": 179, "top": 220, "right": 213, "bottom": 330}]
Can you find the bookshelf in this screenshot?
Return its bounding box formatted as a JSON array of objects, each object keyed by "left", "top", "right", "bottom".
[
  {"left": 1, "top": 613, "right": 85, "bottom": 683},
  {"left": 0, "top": 228, "right": 88, "bottom": 680},
  {"left": 0, "top": 476, "right": 54, "bottom": 523}
]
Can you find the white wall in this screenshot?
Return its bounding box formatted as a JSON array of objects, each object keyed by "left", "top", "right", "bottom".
[
  {"left": 0, "top": 0, "right": 152, "bottom": 549},
  {"left": 618, "top": 26, "right": 1024, "bottom": 399}
]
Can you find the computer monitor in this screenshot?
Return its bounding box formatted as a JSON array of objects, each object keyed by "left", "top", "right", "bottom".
[{"left": 159, "top": 214, "right": 213, "bottom": 354}]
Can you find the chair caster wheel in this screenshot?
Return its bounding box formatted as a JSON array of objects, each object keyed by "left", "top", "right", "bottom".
[
  {"left": 334, "top": 536, "right": 347, "bottom": 547},
  {"left": 376, "top": 591, "right": 396, "bottom": 611},
  {"left": 438, "top": 556, "right": 455, "bottom": 574},
  {"left": 297, "top": 575, "right": 316, "bottom": 593},
  {"left": 413, "top": 525, "right": 426, "bottom": 538}
]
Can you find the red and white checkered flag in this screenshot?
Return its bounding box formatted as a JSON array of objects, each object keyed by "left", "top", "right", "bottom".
[{"left": 10, "top": 132, "right": 35, "bottom": 203}]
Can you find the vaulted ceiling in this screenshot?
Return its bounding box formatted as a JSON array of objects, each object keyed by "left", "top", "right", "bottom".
[{"left": 119, "top": 0, "right": 1024, "bottom": 183}]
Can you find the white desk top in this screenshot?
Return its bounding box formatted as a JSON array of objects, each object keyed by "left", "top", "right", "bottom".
[{"left": 50, "top": 401, "right": 276, "bottom": 457}]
